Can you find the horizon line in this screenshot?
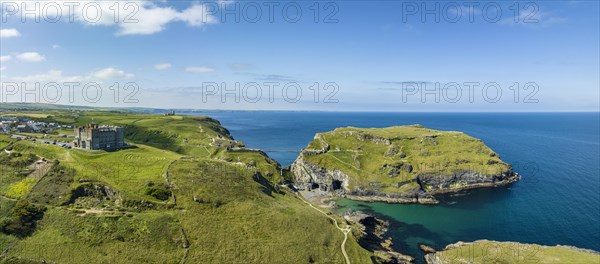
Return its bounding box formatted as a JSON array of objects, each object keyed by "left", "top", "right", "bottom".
[{"left": 0, "top": 103, "right": 599, "bottom": 114}]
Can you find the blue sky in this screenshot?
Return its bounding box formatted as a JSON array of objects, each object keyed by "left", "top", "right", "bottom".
[{"left": 0, "top": 0, "right": 598, "bottom": 111}]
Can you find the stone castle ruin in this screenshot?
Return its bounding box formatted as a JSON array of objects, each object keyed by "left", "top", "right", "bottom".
[{"left": 74, "top": 124, "right": 125, "bottom": 150}]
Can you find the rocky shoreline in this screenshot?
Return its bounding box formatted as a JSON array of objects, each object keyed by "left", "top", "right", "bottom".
[
  {"left": 343, "top": 171, "right": 521, "bottom": 204},
  {"left": 298, "top": 189, "right": 416, "bottom": 263},
  {"left": 292, "top": 154, "right": 521, "bottom": 205},
  {"left": 343, "top": 210, "right": 414, "bottom": 264},
  {"left": 344, "top": 194, "right": 438, "bottom": 205}
]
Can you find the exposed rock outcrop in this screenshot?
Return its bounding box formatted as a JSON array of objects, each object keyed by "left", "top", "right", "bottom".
[
  {"left": 291, "top": 156, "right": 350, "bottom": 194},
  {"left": 418, "top": 243, "right": 436, "bottom": 254},
  {"left": 63, "top": 182, "right": 120, "bottom": 207},
  {"left": 418, "top": 169, "right": 519, "bottom": 194},
  {"left": 344, "top": 210, "right": 414, "bottom": 264}
]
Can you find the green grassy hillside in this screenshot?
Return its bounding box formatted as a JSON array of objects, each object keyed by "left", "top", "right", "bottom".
[
  {"left": 0, "top": 110, "right": 373, "bottom": 263},
  {"left": 424, "top": 240, "right": 600, "bottom": 264}
]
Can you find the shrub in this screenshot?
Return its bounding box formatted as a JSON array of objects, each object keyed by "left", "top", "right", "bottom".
[
  {"left": 144, "top": 183, "right": 172, "bottom": 201},
  {"left": 0, "top": 200, "right": 46, "bottom": 237}
]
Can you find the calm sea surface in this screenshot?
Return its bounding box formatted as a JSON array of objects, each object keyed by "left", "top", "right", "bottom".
[{"left": 183, "top": 112, "right": 600, "bottom": 260}]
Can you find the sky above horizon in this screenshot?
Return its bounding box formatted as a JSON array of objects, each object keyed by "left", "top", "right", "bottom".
[{"left": 0, "top": 0, "right": 598, "bottom": 112}]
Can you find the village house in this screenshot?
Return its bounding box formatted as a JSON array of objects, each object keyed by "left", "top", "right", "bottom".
[
  {"left": 0, "top": 122, "right": 11, "bottom": 133},
  {"left": 16, "top": 124, "right": 34, "bottom": 133},
  {"left": 0, "top": 116, "right": 19, "bottom": 122}
]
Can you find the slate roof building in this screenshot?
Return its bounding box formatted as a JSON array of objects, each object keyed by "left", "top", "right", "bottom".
[{"left": 74, "top": 124, "right": 125, "bottom": 150}]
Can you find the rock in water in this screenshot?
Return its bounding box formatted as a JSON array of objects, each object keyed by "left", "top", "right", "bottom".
[{"left": 418, "top": 243, "right": 436, "bottom": 253}]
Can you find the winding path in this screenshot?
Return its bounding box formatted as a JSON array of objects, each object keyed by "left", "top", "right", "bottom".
[
  {"left": 162, "top": 159, "right": 179, "bottom": 205},
  {"left": 161, "top": 158, "right": 191, "bottom": 264},
  {"left": 295, "top": 193, "right": 351, "bottom": 264}
]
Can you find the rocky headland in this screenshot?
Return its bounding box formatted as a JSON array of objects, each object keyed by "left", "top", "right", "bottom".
[{"left": 291, "top": 125, "right": 520, "bottom": 204}]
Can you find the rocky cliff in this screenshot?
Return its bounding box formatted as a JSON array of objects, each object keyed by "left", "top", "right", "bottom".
[
  {"left": 291, "top": 125, "right": 520, "bottom": 204},
  {"left": 344, "top": 210, "right": 414, "bottom": 264}
]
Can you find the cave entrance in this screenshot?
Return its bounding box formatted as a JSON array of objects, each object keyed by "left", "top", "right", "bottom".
[
  {"left": 331, "top": 180, "right": 343, "bottom": 190},
  {"left": 311, "top": 183, "right": 320, "bottom": 190}
]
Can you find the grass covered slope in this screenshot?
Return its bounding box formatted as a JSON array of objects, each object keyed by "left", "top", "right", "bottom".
[
  {"left": 424, "top": 240, "right": 600, "bottom": 264},
  {"left": 291, "top": 125, "right": 519, "bottom": 204},
  {"left": 30, "top": 110, "right": 282, "bottom": 183},
  {"left": 169, "top": 159, "right": 372, "bottom": 263},
  {"left": 2, "top": 159, "right": 373, "bottom": 263},
  {"left": 0, "top": 110, "right": 373, "bottom": 263}
]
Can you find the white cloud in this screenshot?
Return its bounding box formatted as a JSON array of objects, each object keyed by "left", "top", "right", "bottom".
[
  {"left": 5, "top": 70, "right": 82, "bottom": 83},
  {"left": 154, "top": 63, "right": 172, "bottom": 70},
  {"left": 0, "top": 55, "right": 11, "bottom": 62},
  {"left": 1, "top": 1, "right": 218, "bottom": 36},
  {"left": 177, "top": 4, "right": 217, "bottom": 26},
  {"left": 16, "top": 52, "right": 45, "bottom": 62},
  {"left": 0, "top": 67, "right": 6, "bottom": 71},
  {"left": 185, "top": 66, "right": 215, "bottom": 73},
  {"left": 52, "top": 44, "right": 61, "bottom": 49},
  {"left": 2, "top": 67, "right": 134, "bottom": 83},
  {"left": 498, "top": 10, "right": 567, "bottom": 27},
  {"left": 0, "top": 28, "right": 20, "bottom": 38},
  {"left": 89, "top": 67, "right": 134, "bottom": 79},
  {"left": 115, "top": 2, "right": 218, "bottom": 35}
]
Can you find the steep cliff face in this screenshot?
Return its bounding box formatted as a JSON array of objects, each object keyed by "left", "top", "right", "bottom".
[
  {"left": 291, "top": 125, "right": 520, "bottom": 204},
  {"left": 291, "top": 155, "right": 351, "bottom": 193},
  {"left": 418, "top": 169, "right": 518, "bottom": 194}
]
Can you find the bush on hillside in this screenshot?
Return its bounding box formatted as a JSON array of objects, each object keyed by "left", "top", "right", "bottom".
[
  {"left": 0, "top": 200, "right": 46, "bottom": 237},
  {"left": 144, "top": 183, "right": 171, "bottom": 201}
]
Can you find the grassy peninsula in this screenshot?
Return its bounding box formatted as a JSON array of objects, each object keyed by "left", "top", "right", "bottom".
[{"left": 291, "top": 125, "right": 519, "bottom": 204}]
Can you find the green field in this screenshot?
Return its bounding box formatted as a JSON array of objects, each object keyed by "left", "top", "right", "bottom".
[
  {"left": 0, "top": 134, "right": 16, "bottom": 150},
  {"left": 0, "top": 109, "right": 372, "bottom": 263}
]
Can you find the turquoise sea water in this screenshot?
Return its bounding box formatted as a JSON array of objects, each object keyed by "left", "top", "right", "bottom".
[{"left": 183, "top": 112, "right": 600, "bottom": 260}]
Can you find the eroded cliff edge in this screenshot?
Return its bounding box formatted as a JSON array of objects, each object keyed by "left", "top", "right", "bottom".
[{"left": 291, "top": 125, "right": 519, "bottom": 204}]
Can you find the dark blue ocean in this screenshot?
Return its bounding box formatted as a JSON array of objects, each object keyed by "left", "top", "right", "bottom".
[{"left": 184, "top": 112, "right": 600, "bottom": 259}]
